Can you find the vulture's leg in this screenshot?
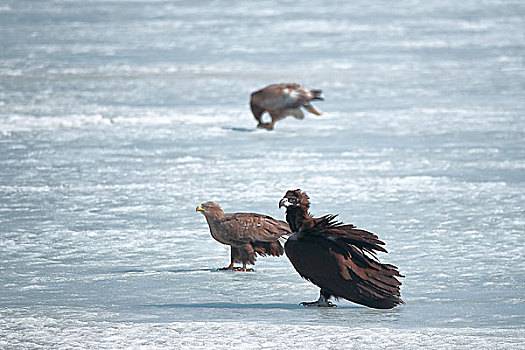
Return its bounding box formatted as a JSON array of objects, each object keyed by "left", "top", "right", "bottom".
[{"left": 300, "top": 292, "right": 336, "bottom": 307}]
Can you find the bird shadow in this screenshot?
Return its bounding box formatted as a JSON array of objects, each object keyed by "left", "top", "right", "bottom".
[
  {"left": 112, "top": 268, "right": 146, "bottom": 274},
  {"left": 221, "top": 126, "right": 257, "bottom": 133},
  {"left": 144, "top": 302, "right": 363, "bottom": 310},
  {"left": 107, "top": 268, "right": 216, "bottom": 275},
  {"left": 106, "top": 267, "right": 274, "bottom": 275},
  {"left": 162, "top": 268, "right": 217, "bottom": 274}
]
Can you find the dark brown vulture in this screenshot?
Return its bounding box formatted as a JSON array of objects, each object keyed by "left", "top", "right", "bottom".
[
  {"left": 279, "top": 190, "right": 404, "bottom": 308},
  {"left": 250, "top": 83, "right": 323, "bottom": 130},
  {"left": 196, "top": 201, "right": 291, "bottom": 272}
]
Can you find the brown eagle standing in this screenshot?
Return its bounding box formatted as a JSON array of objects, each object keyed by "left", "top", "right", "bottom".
[
  {"left": 196, "top": 201, "right": 291, "bottom": 271},
  {"left": 250, "top": 83, "right": 323, "bottom": 130},
  {"left": 279, "top": 190, "right": 404, "bottom": 308}
]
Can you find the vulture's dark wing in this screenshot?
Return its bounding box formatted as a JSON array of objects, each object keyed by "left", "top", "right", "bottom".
[
  {"left": 307, "top": 215, "right": 389, "bottom": 255},
  {"left": 285, "top": 215, "right": 403, "bottom": 309}
]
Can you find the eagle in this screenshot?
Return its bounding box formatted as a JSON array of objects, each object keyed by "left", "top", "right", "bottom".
[
  {"left": 250, "top": 83, "right": 324, "bottom": 130},
  {"left": 279, "top": 190, "right": 404, "bottom": 308},
  {"left": 196, "top": 201, "right": 291, "bottom": 272}
]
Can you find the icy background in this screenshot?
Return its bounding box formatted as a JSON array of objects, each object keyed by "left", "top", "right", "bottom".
[{"left": 1, "top": 0, "right": 524, "bottom": 348}]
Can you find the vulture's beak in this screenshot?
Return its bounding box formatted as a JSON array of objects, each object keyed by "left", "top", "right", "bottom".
[
  {"left": 279, "top": 198, "right": 290, "bottom": 208},
  {"left": 196, "top": 205, "right": 205, "bottom": 212}
]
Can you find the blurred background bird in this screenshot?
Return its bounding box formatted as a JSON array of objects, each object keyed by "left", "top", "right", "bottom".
[{"left": 250, "top": 83, "right": 324, "bottom": 130}]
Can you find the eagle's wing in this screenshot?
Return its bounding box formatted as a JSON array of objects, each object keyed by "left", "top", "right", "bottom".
[
  {"left": 221, "top": 213, "right": 290, "bottom": 244},
  {"left": 251, "top": 84, "right": 321, "bottom": 112}
]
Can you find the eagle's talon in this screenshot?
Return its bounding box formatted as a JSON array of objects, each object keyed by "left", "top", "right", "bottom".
[
  {"left": 217, "top": 266, "right": 237, "bottom": 271},
  {"left": 257, "top": 123, "right": 273, "bottom": 130},
  {"left": 217, "top": 266, "right": 254, "bottom": 272}
]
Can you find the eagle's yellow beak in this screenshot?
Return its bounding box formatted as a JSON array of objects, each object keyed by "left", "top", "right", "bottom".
[{"left": 196, "top": 205, "right": 204, "bottom": 212}]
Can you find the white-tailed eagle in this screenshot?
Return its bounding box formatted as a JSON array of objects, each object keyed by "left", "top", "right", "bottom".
[{"left": 197, "top": 201, "right": 291, "bottom": 271}]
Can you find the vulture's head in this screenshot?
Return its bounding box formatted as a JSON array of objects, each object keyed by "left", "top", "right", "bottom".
[
  {"left": 196, "top": 201, "right": 224, "bottom": 216},
  {"left": 279, "top": 189, "right": 310, "bottom": 210}
]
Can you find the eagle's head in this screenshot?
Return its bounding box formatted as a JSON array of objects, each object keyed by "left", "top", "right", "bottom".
[
  {"left": 196, "top": 201, "right": 223, "bottom": 214},
  {"left": 279, "top": 189, "right": 310, "bottom": 210}
]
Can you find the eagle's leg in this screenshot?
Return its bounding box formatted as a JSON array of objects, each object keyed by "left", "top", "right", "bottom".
[
  {"left": 255, "top": 111, "right": 274, "bottom": 130},
  {"left": 258, "top": 112, "right": 284, "bottom": 131},
  {"left": 300, "top": 291, "right": 337, "bottom": 307},
  {"left": 257, "top": 122, "right": 274, "bottom": 130},
  {"left": 217, "top": 249, "right": 243, "bottom": 271},
  {"left": 239, "top": 262, "right": 254, "bottom": 272},
  {"left": 217, "top": 262, "right": 239, "bottom": 271}
]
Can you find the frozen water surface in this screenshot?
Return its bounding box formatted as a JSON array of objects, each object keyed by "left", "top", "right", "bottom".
[{"left": 1, "top": 0, "right": 524, "bottom": 348}]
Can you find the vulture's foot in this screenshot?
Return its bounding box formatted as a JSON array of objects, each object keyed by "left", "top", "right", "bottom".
[
  {"left": 300, "top": 295, "right": 337, "bottom": 307},
  {"left": 300, "top": 300, "right": 337, "bottom": 308}
]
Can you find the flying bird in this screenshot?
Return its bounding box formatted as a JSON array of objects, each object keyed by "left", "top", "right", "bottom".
[
  {"left": 250, "top": 83, "right": 324, "bottom": 130},
  {"left": 196, "top": 201, "right": 291, "bottom": 272},
  {"left": 279, "top": 190, "right": 403, "bottom": 308}
]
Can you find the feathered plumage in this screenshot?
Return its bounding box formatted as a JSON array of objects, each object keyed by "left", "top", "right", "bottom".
[
  {"left": 279, "top": 190, "right": 403, "bottom": 308},
  {"left": 197, "top": 201, "right": 291, "bottom": 271},
  {"left": 250, "top": 83, "right": 323, "bottom": 130}
]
